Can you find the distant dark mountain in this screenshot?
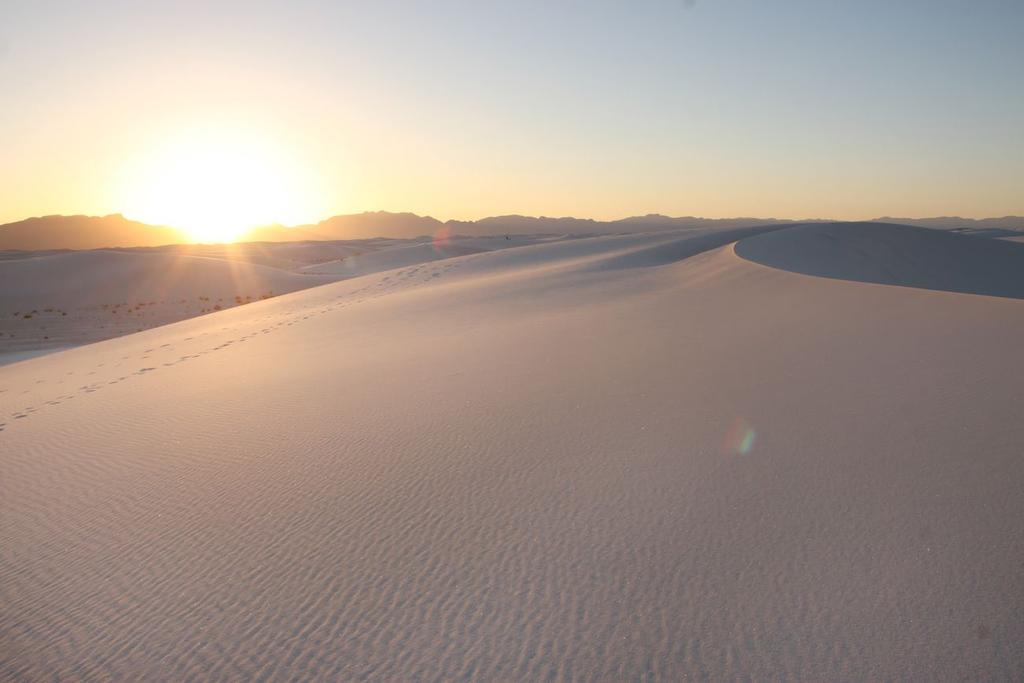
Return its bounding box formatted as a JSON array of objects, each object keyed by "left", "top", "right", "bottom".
[
  {"left": 243, "top": 212, "right": 444, "bottom": 241},
  {"left": 256, "top": 212, "right": 800, "bottom": 240},
  {"left": 447, "top": 215, "right": 602, "bottom": 235},
  {"left": 2, "top": 211, "right": 1022, "bottom": 251},
  {"left": 278, "top": 212, "right": 445, "bottom": 241},
  {"left": 0, "top": 214, "right": 187, "bottom": 251}
]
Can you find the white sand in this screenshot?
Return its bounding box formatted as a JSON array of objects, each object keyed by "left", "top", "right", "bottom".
[
  {"left": 2, "top": 224, "right": 1023, "bottom": 679},
  {"left": 0, "top": 250, "right": 337, "bottom": 360},
  {"left": 297, "top": 235, "right": 565, "bottom": 276},
  {"left": 0, "top": 238, "right": 562, "bottom": 363},
  {"left": 0, "top": 249, "right": 338, "bottom": 309}
]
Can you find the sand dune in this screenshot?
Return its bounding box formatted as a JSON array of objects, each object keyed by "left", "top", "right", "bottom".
[
  {"left": 116, "top": 240, "right": 375, "bottom": 271},
  {"left": 0, "top": 250, "right": 337, "bottom": 359},
  {"left": 736, "top": 221, "right": 1024, "bottom": 299},
  {"left": 0, "top": 250, "right": 335, "bottom": 310},
  {"left": 297, "top": 235, "right": 565, "bottom": 276},
  {"left": 2, "top": 225, "right": 1023, "bottom": 679},
  {"left": 298, "top": 241, "right": 488, "bottom": 275},
  {"left": 0, "top": 237, "right": 568, "bottom": 362}
]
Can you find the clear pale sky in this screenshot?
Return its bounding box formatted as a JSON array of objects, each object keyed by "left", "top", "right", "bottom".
[{"left": 2, "top": 0, "right": 1022, "bottom": 229}]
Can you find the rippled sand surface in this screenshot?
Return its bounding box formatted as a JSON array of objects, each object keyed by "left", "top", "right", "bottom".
[{"left": 3, "top": 225, "right": 1023, "bottom": 680}]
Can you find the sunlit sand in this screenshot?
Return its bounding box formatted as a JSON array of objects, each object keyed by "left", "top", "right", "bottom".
[
  {"left": 0, "top": 235, "right": 557, "bottom": 364},
  {"left": 3, "top": 223, "right": 1023, "bottom": 679}
]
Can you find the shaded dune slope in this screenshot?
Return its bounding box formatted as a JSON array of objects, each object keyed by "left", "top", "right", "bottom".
[
  {"left": 299, "top": 242, "right": 489, "bottom": 276},
  {"left": 2, "top": 227, "right": 1023, "bottom": 680},
  {"left": 297, "top": 236, "right": 569, "bottom": 276},
  {"left": 735, "top": 221, "right": 1024, "bottom": 299}
]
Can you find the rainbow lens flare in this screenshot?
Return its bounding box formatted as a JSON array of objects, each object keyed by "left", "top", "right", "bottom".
[
  {"left": 722, "top": 417, "right": 756, "bottom": 455},
  {"left": 432, "top": 226, "right": 452, "bottom": 252}
]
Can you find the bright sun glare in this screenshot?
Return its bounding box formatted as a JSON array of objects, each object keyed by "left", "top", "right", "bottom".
[{"left": 118, "top": 128, "right": 324, "bottom": 242}]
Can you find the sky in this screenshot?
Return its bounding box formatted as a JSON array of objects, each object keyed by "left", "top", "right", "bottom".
[{"left": 1, "top": 0, "right": 1022, "bottom": 231}]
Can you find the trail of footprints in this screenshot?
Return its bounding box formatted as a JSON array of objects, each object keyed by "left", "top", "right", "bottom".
[{"left": 0, "top": 257, "right": 469, "bottom": 432}]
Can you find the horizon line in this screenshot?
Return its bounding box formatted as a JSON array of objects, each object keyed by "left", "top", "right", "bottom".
[{"left": 6, "top": 210, "right": 1024, "bottom": 232}]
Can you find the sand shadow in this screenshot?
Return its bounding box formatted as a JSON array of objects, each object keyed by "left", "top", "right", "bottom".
[
  {"left": 585, "top": 224, "right": 790, "bottom": 271},
  {"left": 734, "top": 222, "right": 1024, "bottom": 301}
]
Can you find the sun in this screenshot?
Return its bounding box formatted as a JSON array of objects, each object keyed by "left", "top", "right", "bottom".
[{"left": 118, "top": 127, "right": 324, "bottom": 242}]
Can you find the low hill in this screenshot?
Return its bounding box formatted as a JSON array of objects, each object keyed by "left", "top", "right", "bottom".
[
  {"left": 246, "top": 212, "right": 445, "bottom": 241},
  {"left": 0, "top": 214, "right": 187, "bottom": 250},
  {"left": 0, "top": 250, "right": 336, "bottom": 354}
]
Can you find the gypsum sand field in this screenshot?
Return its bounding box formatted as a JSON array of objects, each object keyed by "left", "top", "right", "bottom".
[{"left": 2, "top": 223, "right": 1023, "bottom": 680}]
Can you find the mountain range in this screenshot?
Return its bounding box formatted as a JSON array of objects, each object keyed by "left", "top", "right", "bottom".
[{"left": 2, "top": 211, "right": 1022, "bottom": 251}]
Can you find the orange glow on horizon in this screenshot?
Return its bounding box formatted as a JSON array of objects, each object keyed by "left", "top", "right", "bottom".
[{"left": 116, "top": 126, "right": 328, "bottom": 243}]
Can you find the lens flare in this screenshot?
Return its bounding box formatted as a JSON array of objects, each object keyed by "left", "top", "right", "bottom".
[
  {"left": 722, "top": 417, "right": 756, "bottom": 455},
  {"left": 432, "top": 226, "right": 452, "bottom": 253}
]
